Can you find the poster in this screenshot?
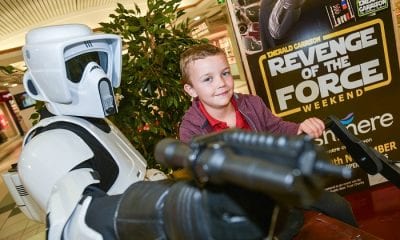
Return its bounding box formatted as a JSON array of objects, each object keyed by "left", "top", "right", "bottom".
[{"left": 227, "top": 0, "right": 400, "bottom": 195}]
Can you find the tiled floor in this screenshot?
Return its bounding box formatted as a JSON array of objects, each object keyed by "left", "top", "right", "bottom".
[{"left": 0, "top": 139, "right": 45, "bottom": 240}]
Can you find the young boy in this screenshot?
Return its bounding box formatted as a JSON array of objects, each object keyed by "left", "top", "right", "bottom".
[
  {"left": 179, "top": 43, "right": 325, "bottom": 144},
  {"left": 178, "top": 43, "right": 358, "bottom": 237}
]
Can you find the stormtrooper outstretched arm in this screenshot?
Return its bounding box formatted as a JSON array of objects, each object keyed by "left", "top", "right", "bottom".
[
  {"left": 22, "top": 119, "right": 272, "bottom": 239},
  {"left": 64, "top": 179, "right": 274, "bottom": 240},
  {"left": 19, "top": 120, "right": 272, "bottom": 240}
]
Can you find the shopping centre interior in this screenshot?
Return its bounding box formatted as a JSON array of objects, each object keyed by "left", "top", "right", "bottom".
[{"left": 0, "top": 0, "right": 400, "bottom": 239}]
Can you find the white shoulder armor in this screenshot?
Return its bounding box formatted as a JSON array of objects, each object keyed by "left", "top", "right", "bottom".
[
  {"left": 19, "top": 126, "right": 94, "bottom": 210},
  {"left": 19, "top": 115, "right": 147, "bottom": 212}
]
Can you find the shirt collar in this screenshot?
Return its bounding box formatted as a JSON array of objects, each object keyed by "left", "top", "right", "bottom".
[
  {"left": 199, "top": 98, "right": 244, "bottom": 130},
  {"left": 199, "top": 99, "right": 233, "bottom": 128}
]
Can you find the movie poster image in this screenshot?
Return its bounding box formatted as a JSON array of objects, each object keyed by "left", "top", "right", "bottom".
[
  {"left": 227, "top": 0, "right": 400, "bottom": 195},
  {"left": 326, "top": 0, "right": 356, "bottom": 28}
]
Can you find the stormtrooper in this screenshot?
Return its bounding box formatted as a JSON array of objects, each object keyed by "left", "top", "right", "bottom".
[{"left": 3, "top": 24, "right": 279, "bottom": 240}]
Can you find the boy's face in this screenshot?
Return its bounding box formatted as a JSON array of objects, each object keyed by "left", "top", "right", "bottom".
[{"left": 184, "top": 54, "right": 234, "bottom": 111}]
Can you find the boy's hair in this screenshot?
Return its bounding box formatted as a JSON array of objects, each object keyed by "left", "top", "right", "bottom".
[{"left": 180, "top": 43, "right": 226, "bottom": 85}]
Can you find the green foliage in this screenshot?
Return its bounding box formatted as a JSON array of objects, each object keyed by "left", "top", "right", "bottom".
[
  {"left": 0, "top": 65, "right": 17, "bottom": 74},
  {"left": 29, "top": 101, "right": 45, "bottom": 125},
  {"left": 100, "top": 0, "right": 206, "bottom": 169}
]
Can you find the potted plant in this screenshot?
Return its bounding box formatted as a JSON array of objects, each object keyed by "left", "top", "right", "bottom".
[{"left": 100, "top": 0, "right": 206, "bottom": 170}]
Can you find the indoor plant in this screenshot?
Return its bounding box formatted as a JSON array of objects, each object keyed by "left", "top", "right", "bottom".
[{"left": 100, "top": 0, "right": 205, "bottom": 170}]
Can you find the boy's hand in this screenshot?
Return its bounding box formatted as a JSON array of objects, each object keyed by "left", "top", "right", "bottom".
[{"left": 297, "top": 117, "right": 325, "bottom": 138}]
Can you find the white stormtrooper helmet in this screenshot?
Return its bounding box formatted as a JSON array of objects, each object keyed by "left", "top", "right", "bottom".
[{"left": 22, "top": 24, "right": 122, "bottom": 118}]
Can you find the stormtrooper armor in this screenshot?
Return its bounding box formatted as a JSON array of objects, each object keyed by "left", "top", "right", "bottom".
[{"left": 15, "top": 24, "right": 148, "bottom": 239}]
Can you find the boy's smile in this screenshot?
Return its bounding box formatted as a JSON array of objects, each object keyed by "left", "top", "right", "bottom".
[{"left": 184, "top": 54, "right": 234, "bottom": 113}]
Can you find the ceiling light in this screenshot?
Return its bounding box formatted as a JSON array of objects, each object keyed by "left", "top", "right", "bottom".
[
  {"left": 194, "top": 16, "right": 201, "bottom": 21},
  {"left": 10, "top": 83, "right": 18, "bottom": 87}
]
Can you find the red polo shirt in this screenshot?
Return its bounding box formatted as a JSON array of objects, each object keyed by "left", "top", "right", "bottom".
[{"left": 199, "top": 98, "right": 251, "bottom": 132}]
